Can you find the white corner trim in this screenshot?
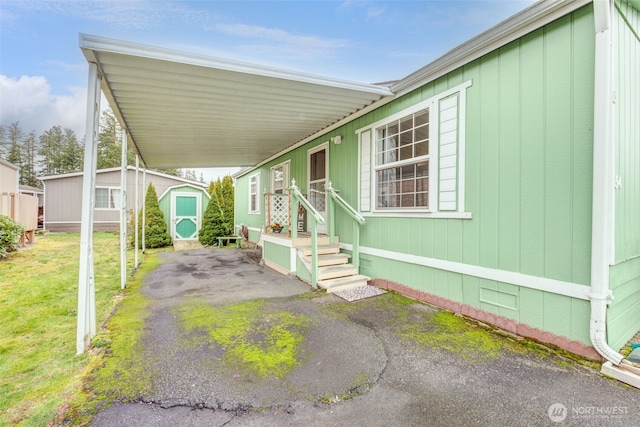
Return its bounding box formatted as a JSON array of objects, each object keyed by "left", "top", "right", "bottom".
[{"left": 340, "top": 244, "right": 590, "bottom": 301}]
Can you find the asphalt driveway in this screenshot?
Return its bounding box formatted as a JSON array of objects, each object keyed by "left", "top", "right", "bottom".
[{"left": 90, "top": 249, "right": 639, "bottom": 426}]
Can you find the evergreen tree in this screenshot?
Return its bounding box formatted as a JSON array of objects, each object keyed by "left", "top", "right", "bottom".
[
  {"left": 220, "top": 175, "right": 235, "bottom": 230},
  {"left": 139, "top": 183, "right": 172, "bottom": 248},
  {"left": 7, "top": 139, "right": 21, "bottom": 167},
  {"left": 5, "top": 122, "right": 23, "bottom": 167},
  {"left": 38, "top": 126, "right": 83, "bottom": 176},
  {"left": 97, "top": 108, "right": 135, "bottom": 169},
  {"left": 62, "top": 129, "right": 84, "bottom": 173},
  {"left": 20, "top": 131, "right": 39, "bottom": 187},
  {"left": 0, "top": 125, "right": 6, "bottom": 158},
  {"left": 199, "top": 176, "right": 235, "bottom": 245},
  {"left": 199, "top": 190, "right": 229, "bottom": 246}
]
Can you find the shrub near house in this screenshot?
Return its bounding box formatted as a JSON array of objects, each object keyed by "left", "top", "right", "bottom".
[{"left": 0, "top": 215, "right": 23, "bottom": 259}]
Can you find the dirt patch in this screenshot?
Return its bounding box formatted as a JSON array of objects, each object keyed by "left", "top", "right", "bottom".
[{"left": 243, "top": 248, "right": 262, "bottom": 264}]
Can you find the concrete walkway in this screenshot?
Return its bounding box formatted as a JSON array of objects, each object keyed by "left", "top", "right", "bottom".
[{"left": 90, "top": 249, "right": 639, "bottom": 426}]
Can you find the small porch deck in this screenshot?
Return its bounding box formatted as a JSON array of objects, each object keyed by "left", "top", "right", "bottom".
[{"left": 261, "top": 229, "right": 369, "bottom": 293}]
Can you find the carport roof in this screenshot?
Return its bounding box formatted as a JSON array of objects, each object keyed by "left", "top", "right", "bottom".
[{"left": 80, "top": 34, "right": 394, "bottom": 169}]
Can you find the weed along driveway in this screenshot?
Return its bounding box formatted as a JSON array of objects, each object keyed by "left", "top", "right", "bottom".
[{"left": 88, "top": 249, "right": 640, "bottom": 427}]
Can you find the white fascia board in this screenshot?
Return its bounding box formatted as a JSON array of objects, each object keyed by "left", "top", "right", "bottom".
[
  {"left": 392, "top": 0, "right": 592, "bottom": 96},
  {"left": 79, "top": 34, "right": 393, "bottom": 96}
]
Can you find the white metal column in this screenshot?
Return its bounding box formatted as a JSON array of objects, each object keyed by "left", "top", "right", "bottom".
[
  {"left": 120, "top": 131, "right": 128, "bottom": 289},
  {"left": 135, "top": 155, "right": 140, "bottom": 267},
  {"left": 77, "top": 62, "right": 102, "bottom": 354},
  {"left": 142, "top": 169, "right": 147, "bottom": 252}
]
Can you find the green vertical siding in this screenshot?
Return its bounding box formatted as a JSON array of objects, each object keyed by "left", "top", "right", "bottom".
[
  {"left": 234, "top": 6, "right": 598, "bottom": 346},
  {"left": 362, "top": 6, "right": 594, "bottom": 345},
  {"left": 609, "top": 0, "right": 640, "bottom": 350},
  {"left": 263, "top": 241, "right": 291, "bottom": 270},
  {"left": 614, "top": 0, "right": 640, "bottom": 261}
]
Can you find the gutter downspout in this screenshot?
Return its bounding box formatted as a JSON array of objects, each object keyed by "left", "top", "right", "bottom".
[
  {"left": 590, "top": 0, "right": 624, "bottom": 366},
  {"left": 590, "top": 1, "right": 640, "bottom": 386}
]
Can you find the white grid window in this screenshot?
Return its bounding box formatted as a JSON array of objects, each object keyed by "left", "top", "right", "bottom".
[
  {"left": 375, "top": 109, "right": 430, "bottom": 209},
  {"left": 95, "top": 187, "right": 121, "bottom": 209},
  {"left": 249, "top": 173, "right": 260, "bottom": 214}
]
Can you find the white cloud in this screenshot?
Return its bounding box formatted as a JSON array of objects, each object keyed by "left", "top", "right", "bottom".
[{"left": 0, "top": 74, "right": 87, "bottom": 138}]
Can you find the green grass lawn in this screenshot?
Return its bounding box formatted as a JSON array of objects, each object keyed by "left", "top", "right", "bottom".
[{"left": 0, "top": 233, "right": 139, "bottom": 426}]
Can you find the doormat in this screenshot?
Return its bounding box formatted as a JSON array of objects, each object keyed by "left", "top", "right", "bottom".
[{"left": 333, "top": 285, "right": 387, "bottom": 302}]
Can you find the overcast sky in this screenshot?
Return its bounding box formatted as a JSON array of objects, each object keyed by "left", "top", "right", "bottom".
[{"left": 0, "top": 0, "right": 535, "bottom": 181}]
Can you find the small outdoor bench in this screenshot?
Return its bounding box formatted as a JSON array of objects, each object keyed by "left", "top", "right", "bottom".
[{"left": 216, "top": 236, "right": 241, "bottom": 248}]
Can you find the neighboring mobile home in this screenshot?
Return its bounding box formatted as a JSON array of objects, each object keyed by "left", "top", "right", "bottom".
[
  {"left": 233, "top": 0, "right": 640, "bottom": 373},
  {"left": 41, "top": 167, "right": 208, "bottom": 240}
]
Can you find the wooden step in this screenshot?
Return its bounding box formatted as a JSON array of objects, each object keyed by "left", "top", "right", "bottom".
[
  {"left": 318, "top": 264, "right": 358, "bottom": 280},
  {"left": 318, "top": 274, "right": 371, "bottom": 293},
  {"left": 293, "top": 235, "right": 338, "bottom": 248},
  {"left": 298, "top": 243, "right": 341, "bottom": 256},
  {"left": 302, "top": 253, "right": 350, "bottom": 267}
]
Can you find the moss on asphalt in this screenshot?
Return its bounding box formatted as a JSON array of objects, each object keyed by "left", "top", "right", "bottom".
[
  {"left": 178, "top": 300, "right": 311, "bottom": 380},
  {"left": 59, "top": 253, "right": 161, "bottom": 425},
  {"left": 323, "top": 291, "right": 524, "bottom": 362}
]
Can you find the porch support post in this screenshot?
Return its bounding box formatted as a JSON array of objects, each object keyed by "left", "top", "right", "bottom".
[
  {"left": 290, "top": 188, "right": 298, "bottom": 239},
  {"left": 77, "top": 62, "right": 101, "bottom": 354},
  {"left": 119, "top": 131, "right": 128, "bottom": 289},
  {"left": 134, "top": 155, "right": 139, "bottom": 267},
  {"left": 311, "top": 218, "right": 318, "bottom": 288},
  {"left": 327, "top": 181, "right": 336, "bottom": 245},
  {"left": 353, "top": 224, "right": 360, "bottom": 271}
]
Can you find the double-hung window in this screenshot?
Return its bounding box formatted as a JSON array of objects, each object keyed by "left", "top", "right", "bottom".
[
  {"left": 270, "top": 161, "right": 289, "bottom": 194},
  {"left": 95, "top": 187, "right": 121, "bottom": 209},
  {"left": 375, "top": 109, "right": 430, "bottom": 209},
  {"left": 358, "top": 80, "right": 471, "bottom": 217},
  {"left": 248, "top": 173, "right": 260, "bottom": 214}
]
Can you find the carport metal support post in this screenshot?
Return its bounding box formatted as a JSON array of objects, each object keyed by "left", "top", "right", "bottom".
[
  {"left": 134, "top": 155, "right": 139, "bottom": 267},
  {"left": 142, "top": 169, "right": 146, "bottom": 252},
  {"left": 77, "top": 62, "right": 101, "bottom": 354},
  {"left": 120, "top": 131, "right": 128, "bottom": 289}
]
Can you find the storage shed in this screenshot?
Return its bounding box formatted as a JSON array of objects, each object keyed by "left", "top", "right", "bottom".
[{"left": 157, "top": 184, "right": 210, "bottom": 241}]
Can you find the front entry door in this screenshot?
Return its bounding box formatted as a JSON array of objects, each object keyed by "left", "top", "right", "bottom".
[
  {"left": 173, "top": 193, "right": 200, "bottom": 240},
  {"left": 308, "top": 143, "right": 328, "bottom": 234}
]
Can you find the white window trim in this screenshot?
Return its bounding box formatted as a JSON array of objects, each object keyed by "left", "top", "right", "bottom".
[
  {"left": 95, "top": 186, "right": 121, "bottom": 210},
  {"left": 270, "top": 160, "right": 290, "bottom": 194},
  {"left": 356, "top": 80, "right": 472, "bottom": 219},
  {"left": 248, "top": 173, "right": 260, "bottom": 214}
]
